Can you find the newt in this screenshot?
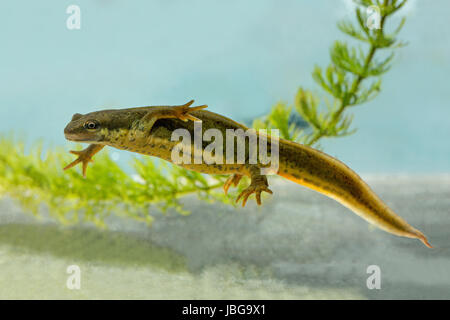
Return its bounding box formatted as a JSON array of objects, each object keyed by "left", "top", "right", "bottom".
[{"left": 63, "top": 100, "right": 432, "bottom": 248}]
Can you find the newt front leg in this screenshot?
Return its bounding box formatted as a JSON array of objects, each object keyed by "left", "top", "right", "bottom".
[
  {"left": 138, "top": 100, "right": 206, "bottom": 131},
  {"left": 132, "top": 100, "right": 207, "bottom": 142},
  {"left": 63, "top": 144, "right": 104, "bottom": 178}
]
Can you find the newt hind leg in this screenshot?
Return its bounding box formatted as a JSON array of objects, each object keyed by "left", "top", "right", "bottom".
[
  {"left": 230, "top": 165, "right": 273, "bottom": 207},
  {"left": 223, "top": 174, "right": 243, "bottom": 195}
]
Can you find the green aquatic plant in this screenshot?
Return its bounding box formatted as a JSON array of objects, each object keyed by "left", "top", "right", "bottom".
[
  {"left": 0, "top": 136, "right": 243, "bottom": 226},
  {"left": 0, "top": 0, "right": 409, "bottom": 225},
  {"left": 254, "top": 0, "right": 408, "bottom": 147}
]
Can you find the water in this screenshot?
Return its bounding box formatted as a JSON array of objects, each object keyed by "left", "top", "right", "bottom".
[
  {"left": 0, "top": 1, "right": 449, "bottom": 299},
  {"left": 0, "top": 1, "right": 449, "bottom": 173}
]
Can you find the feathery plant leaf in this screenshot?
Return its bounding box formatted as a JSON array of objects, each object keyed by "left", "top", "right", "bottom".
[
  {"left": 0, "top": 136, "right": 242, "bottom": 226},
  {"left": 256, "top": 0, "right": 409, "bottom": 147}
]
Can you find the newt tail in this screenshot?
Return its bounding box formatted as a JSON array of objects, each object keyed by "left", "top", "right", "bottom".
[{"left": 277, "top": 139, "right": 432, "bottom": 248}]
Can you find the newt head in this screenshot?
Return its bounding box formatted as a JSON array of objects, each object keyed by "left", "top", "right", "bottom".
[
  {"left": 64, "top": 109, "right": 139, "bottom": 144},
  {"left": 64, "top": 112, "right": 101, "bottom": 143}
]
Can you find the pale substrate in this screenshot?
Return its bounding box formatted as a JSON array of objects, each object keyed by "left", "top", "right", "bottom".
[{"left": 0, "top": 175, "right": 449, "bottom": 299}]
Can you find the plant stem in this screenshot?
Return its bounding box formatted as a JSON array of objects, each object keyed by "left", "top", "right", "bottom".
[{"left": 307, "top": 2, "right": 389, "bottom": 146}]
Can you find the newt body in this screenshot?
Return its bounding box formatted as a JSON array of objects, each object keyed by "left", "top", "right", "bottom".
[{"left": 64, "top": 101, "right": 431, "bottom": 248}]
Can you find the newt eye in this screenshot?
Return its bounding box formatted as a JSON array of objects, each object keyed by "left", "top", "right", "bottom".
[{"left": 84, "top": 120, "right": 99, "bottom": 130}]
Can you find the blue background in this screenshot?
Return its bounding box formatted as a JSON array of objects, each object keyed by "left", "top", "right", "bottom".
[{"left": 1, "top": 0, "right": 449, "bottom": 173}]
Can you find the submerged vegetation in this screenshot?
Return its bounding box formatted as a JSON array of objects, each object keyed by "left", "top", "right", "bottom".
[
  {"left": 0, "top": 0, "right": 409, "bottom": 225},
  {"left": 254, "top": 0, "right": 408, "bottom": 147},
  {"left": 0, "top": 136, "right": 243, "bottom": 226}
]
